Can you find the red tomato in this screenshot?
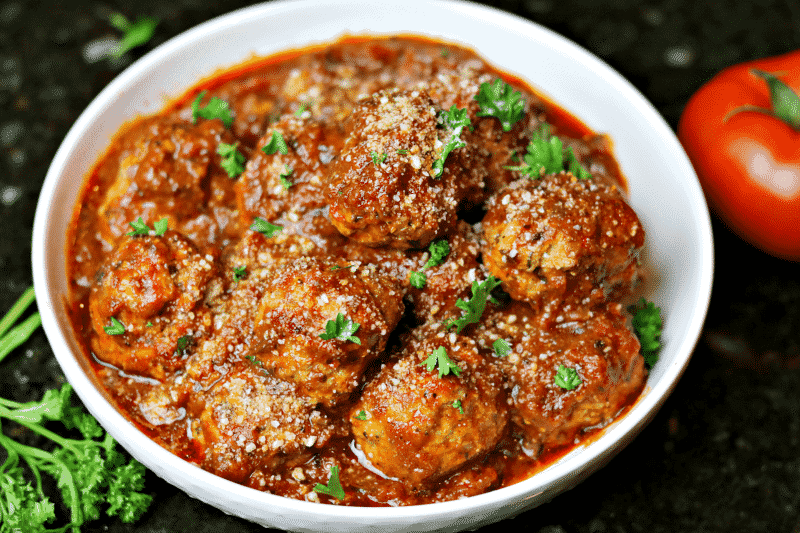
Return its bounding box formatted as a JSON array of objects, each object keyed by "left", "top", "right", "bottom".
[{"left": 678, "top": 50, "right": 800, "bottom": 261}]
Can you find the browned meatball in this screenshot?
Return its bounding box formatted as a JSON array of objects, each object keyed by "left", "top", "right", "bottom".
[
  {"left": 350, "top": 322, "right": 508, "bottom": 488},
  {"left": 249, "top": 257, "right": 405, "bottom": 407},
  {"left": 97, "top": 119, "right": 242, "bottom": 247},
  {"left": 189, "top": 362, "right": 335, "bottom": 484},
  {"left": 482, "top": 173, "right": 645, "bottom": 313},
  {"left": 88, "top": 231, "right": 218, "bottom": 379},
  {"left": 476, "top": 301, "right": 646, "bottom": 457},
  {"left": 326, "top": 89, "right": 471, "bottom": 249}
]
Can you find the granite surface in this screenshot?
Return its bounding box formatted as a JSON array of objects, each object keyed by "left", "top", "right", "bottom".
[{"left": 1, "top": 1, "right": 798, "bottom": 532}]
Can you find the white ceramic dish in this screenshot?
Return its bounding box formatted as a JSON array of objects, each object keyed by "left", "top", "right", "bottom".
[{"left": 32, "top": 1, "right": 714, "bottom": 531}]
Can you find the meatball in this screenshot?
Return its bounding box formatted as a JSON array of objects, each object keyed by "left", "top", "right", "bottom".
[
  {"left": 249, "top": 257, "right": 405, "bottom": 407},
  {"left": 350, "top": 322, "right": 508, "bottom": 488},
  {"left": 326, "top": 89, "right": 473, "bottom": 249},
  {"left": 190, "top": 362, "right": 334, "bottom": 484},
  {"left": 476, "top": 301, "right": 646, "bottom": 457},
  {"left": 88, "top": 231, "right": 218, "bottom": 379},
  {"left": 482, "top": 173, "right": 645, "bottom": 313},
  {"left": 97, "top": 118, "right": 242, "bottom": 247}
]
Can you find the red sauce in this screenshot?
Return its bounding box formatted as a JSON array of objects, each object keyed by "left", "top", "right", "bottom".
[{"left": 66, "top": 35, "right": 646, "bottom": 506}]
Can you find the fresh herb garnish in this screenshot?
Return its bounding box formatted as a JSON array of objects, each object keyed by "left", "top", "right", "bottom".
[
  {"left": 504, "top": 124, "right": 592, "bottom": 180},
  {"left": 409, "top": 239, "right": 450, "bottom": 289},
  {"left": 191, "top": 90, "right": 233, "bottom": 128},
  {"left": 493, "top": 338, "right": 511, "bottom": 358},
  {"left": 249, "top": 217, "right": 282, "bottom": 238},
  {"left": 444, "top": 276, "right": 502, "bottom": 333},
  {"left": 175, "top": 335, "right": 193, "bottom": 357},
  {"left": 554, "top": 364, "right": 582, "bottom": 390},
  {"left": 432, "top": 105, "right": 471, "bottom": 178},
  {"left": 452, "top": 399, "right": 464, "bottom": 414},
  {"left": 0, "top": 288, "right": 152, "bottom": 529},
  {"left": 354, "top": 410, "right": 367, "bottom": 421},
  {"left": 313, "top": 465, "right": 345, "bottom": 500},
  {"left": 319, "top": 313, "right": 361, "bottom": 345},
  {"left": 294, "top": 103, "right": 308, "bottom": 117},
  {"left": 279, "top": 165, "right": 293, "bottom": 190},
  {"left": 474, "top": 78, "right": 525, "bottom": 132},
  {"left": 108, "top": 13, "right": 158, "bottom": 58},
  {"left": 104, "top": 317, "right": 125, "bottom": 336},
  {"left": 261, "top": 131, "right": 289, "bottom": 155},
  {"left": 370, "top": 151, "right": 387, "bottom": 165},
  {"left": 152, "top": 218, "right": 168, "bottom": 236},
  {"left": 629, "top": 298, "right": 663, "bottom": 368},
  {"left": 396, "top": 149, "right": 409, "bottom": 155},
  {"left": 217, "top": 142, "right": 246, "bottom": 178},
  {"left": 419, "top": 346, "right": 463, "bottom": 378},
  {"left": 233, "top": 266, "right": 247, "bottom": 281}
]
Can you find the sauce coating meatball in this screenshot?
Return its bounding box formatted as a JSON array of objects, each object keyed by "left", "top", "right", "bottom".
[
  {"left": 350, "top": 322, "right": 508, "bottom": 488},
  {"left": 482, "top": 173, "right": 645, "bottom": 313}
]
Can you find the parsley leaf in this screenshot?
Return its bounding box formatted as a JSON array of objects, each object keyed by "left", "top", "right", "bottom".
[
  {"left": 217, "top": 142, "right": 246, "bottom": 178},
  {"left": 409, "top": 239, "right": 450, "bottom": 289},
  {"left": 262, "top": 131, "right": 289, "bottom": 155},
  {"left": 294, "top": 103, "right": 308, "bottom": 117},
  {"left": 233, "top": 265, "right": 247, "bottom": 281},
  {"left": 629, "top": 298, "right": 663, "bottom": 368},
  {"left": 319, "top": 313, "right": 361, "bottom": 345},
  {"left": 249, "top": 217, "right": 282, "bottom": 238},
  {"left": 419, "top": 346, "right": 463, "bottom": 378},
  {"left": 191, "top": 90, "right": 233, "bottom": 128},
  {"left": 444, "top": 276, "right": 503, "bottom": 333},
  {"left": 474, "top": 78, "right": 526, "bottom": 132},
  {"left": 152, "top": 217, "right": 168, "bottom": 236},
  {"left": 409, "top": 270, "right": 427, "bottom": 289},
  {"left": 104, "top": 317, "right": 125, "bottom": 335},
  {"left": 355, "top": 410, "right": 367, "bottom": 421},
  {"left": 109, "top": 13, "right": 158, "bottom": 58},
  {"left": 432, "top": 105, "right": 471, "bottom": 178},
  {"left": 493, "top": 338, "right": 511, "bottom": 357},
  {"left": 126, "top": 217, "right": 151, "bottom": 236},
  {"left": 313, "top": 465, "right": 346, "bottom": 500},
  {"left": 370, "top": 151, "right": 387, "bottom": 165},
  {"left": 175, "top": 335, "right": 193, "bottom": 356},
  {"left": 554, "top": 364, "right": 582, "bottom": 390},
  {"left": 279, "top": 165, "right": 293, "bottom": 190},
  {"left": 452, "top": 399, "right": 464, "bottom": 414},
  {"left": 504, "top": 125, "right": 592, "bottom": 180}
]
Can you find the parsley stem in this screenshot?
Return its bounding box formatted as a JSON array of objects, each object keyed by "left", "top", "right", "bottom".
[
  {"left": 0, "top": 312, "right": 41, "bottom": 364},
  {"left": 0, "top": 286, "right": 36, "bottom": 339}
]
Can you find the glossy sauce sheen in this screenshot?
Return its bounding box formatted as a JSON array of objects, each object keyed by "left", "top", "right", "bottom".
[{"left": 67, "top": 36, "right": 647, "bottom": 506}]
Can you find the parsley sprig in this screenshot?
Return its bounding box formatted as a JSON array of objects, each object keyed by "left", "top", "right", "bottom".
[
  {"left": 103, "top": 317, "right": 125, "bottom": 336},
  {"left": 217, "top": 142, "right": 246, "bottom": 178},
  {"left": 191, "top": 90, "right": 233, "bottom": 128},
  {"left": 629, "top": 298, "right": 663, "bottom": 368},
  {"left": 554, "top": 364, "right": 582, "bottom": 390},
  {"left": 409, "top": 239, "right": 450, "bottom": 289},
  {"left": 504, "top": 124, "right": 592, "bottom": 180},
  {"left": 126, "top": 217, "right": 168, "bottom": 237},
  {"left": 108, "top": 13, "right": 158, "bottom": 58},
  {"left": 319, "top": 313, "right": 361, "bottom": 345},
  {"left": 432, "top": 106, "right": 471, "bottom": 178},
  {"left": 313, "top": 465, "right": 345, "bottom": 500},
  {"left": 474, "top": 78, "right": 525, "bottom": 132},
  {"left": 249, "top": 217, "right": 282, "bottom": 238},
  {"left": 444, "top": 276, "right": 503, "bottom": 333},
  {"left": 420, "top": 346, "right": 463, "bottom": 378},
  {"left": 262, "top": 131, "right": 289, "bottom": 155}
]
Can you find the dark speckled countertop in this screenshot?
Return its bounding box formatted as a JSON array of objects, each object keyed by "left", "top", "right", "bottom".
[{"left": 1, "top": 1, "right": 798, "bottom": 532}]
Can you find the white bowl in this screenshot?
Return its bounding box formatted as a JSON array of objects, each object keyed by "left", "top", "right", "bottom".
[{"left": 32, "top": 1, "right": 714, "bottom": 531}]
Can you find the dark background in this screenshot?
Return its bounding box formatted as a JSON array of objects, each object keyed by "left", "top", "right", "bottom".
[{"left": 1, "top": 1, "right": 799, "bottom": 532}]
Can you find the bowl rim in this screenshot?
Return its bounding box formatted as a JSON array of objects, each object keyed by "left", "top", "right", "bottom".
[{"left": 32, "top": 0, "right": 714, "bottom": 524}]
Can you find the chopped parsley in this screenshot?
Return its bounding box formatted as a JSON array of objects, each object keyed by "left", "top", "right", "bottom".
[
  {"left": 432, "top": 105, "right": 471, "bottom": 178},
  {"left": 126, "top": 216, "right": 167, "bottom": 236},
  {"left": 409, "top": 239, "right": 450, "bottom": 289},
  {"left": 397, "top": 149, "right": 409, "bottom": 155},
  {"left": 319, "top": 313, "right": 361, "bottom": 345},
  {"left": 233, "top": 265, "right": 247, "bottom": 281},
  {"left": 104, "top": 317, "right": 125, "bottom": 335},
  {"left": 504, "top": 124, "right": 592, "bottom": 180},
  {"left": 474, "top": 78, "right": 526, "bottom": 132},
  {"left": 493, "top": 338, "right": 512, "bottom": 357},
  {"left": 191, "top": 90, "right": 233, "bottom": 128},
  {"left": 444, "top": 276, "right": 503, "bottom": 333},
  {"left": 313, "top": 465, "right": 345, "bottom": 500},
  {"left": 370, "top": 151, "right": 388, "bottom": 165},
  {"left": 294, "top": 103, "right": 308, "bottom": 117},
  {"left": 262, "top": 131, "right": 289, "bottom": 155},
  {"left": 452, "top": 399, "right": 464, "bottom": 414},
  {"left": 217, "top": 142, "right": 246, "bottom": 178},
  {"left": 175, "top": 335, "right": 193, "bottom": 357},
  {"left": 249, "top": 217, "right": 282, "bottom": 238},
  {"left": 279, "top": 165, "right": 293, "bottom": 190},
  {"left": 419, "top": 346, "right": 463, "bottom": 378},
  {"left": 354, "top": 410, "right": 367, "bottom": 421},
  {"left": 629, "top": 298, "right": 663, "bottom": 368},
  {"left": 554, "top": 364, "right": 582, "bottom": 390},
  {"left": 109, "top": 12, "right": 158, "bottom": 58}
]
